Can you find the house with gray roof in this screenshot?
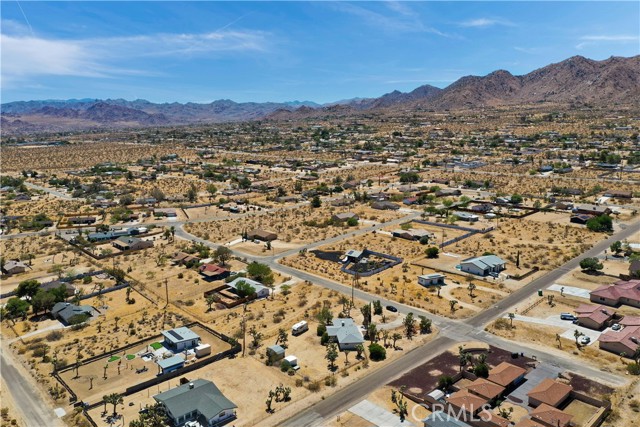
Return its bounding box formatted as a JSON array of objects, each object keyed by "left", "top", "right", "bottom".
[
  {"left": 460, "top": 255, "right": 506, "bottom": 277},
  {"left": 422, "top": 411, "right": 472, "bottom": 427},
  {"left": 154, "top": 379, "right": 237, "bottom": 427},
  {"left": 157, "top": 355, "right": 185, "bottom": 375},
  {"left": 326, "top": 318, "right": 364, "bottom": 351},
  {"left": 2, "top": 260, "right": 29, "bottom": 275},
  {"left": 162, "top": 327, "right": 201, "bottom": 352},
  {"left": 51, "top": 302, "right": 95, "bottom": 325}
]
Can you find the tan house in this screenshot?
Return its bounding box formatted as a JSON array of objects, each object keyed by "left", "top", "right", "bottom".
[
  {"left": 487, "top": 362, "right": 527, "bottom": 389},
  {"left": 598, "top": 324, "right": 640, "bottom": 356},
  {"left": 574, "top": 304, "right": 615, "bottom": 330},
  {"left": 447, "top": 389, "right": 488, "bottom": 417},
  {"left": 247, "top": 229, "right": 277, "bottom": 242},
  {"left": 530, "top": 404, "right": 573, "bottom": 427},
  {"left": 527, "top": 379, "right": 572, "bottom": 408},
  {"left": 590, "top": 280, "right": 640, "bottom": 308}
]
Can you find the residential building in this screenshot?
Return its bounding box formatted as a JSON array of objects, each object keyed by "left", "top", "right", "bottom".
[
  {"left": 51, "top": 302, "right": 95, "bottom": 325},
  {"left": 371, "top": 201, "right": 400, "bottom": 210},
  {"left": 465, "top": 378, "right": 505, "bottom": 402},
  {"left": 247, "top": 229, "right": 277, "bottom": 242},
  {"left": 598, "top": 324, "right": 640, "bottom": 356},
  {"left": 453, "top": 212, "right": 479, "bottom": 223},
  {"left": 226, "top": 277, "right": 270, "bottom": 299},
  {"left": 529, "top": 404, "right": 572, "bottom": 427},
  {"left": 590, "top": 280, "right": 640, "bottom": 308},
  {"left": 487, "top": 362, "right": 526, "bottom": 389},
  {"left": 112, "top": 236, "right": 154, "bottom": 251},
  {"left": 331, "top": 212, "right": 359, "bottom": 222},
  {"left": 391, "top": 229, "right": 433, "bottom": 241},
  {"left": 198, "top": 264, "right": 230, "bottom": 281},
  {"left": 326, "top": 318, "right": 365, "bottom": 351},
  {"left": 422, "top": 411, "right": 472, "bottom": 427},
  {"left": 460, "top": 255, "right": 506, "bottom": 277},
  {"left": 527, "top": 379, "right": 572, "bottom": 408},
  {"left": 2, "top": 260, "right": 29, "bottom": 275},
  {"left": 574, "top": 204, "right": 611, "bottom": 216},
  {"left": 447, "top": 389, "right": 488, "bottom": 417},
  {"left": 153, "top": 208, "right": 178, "bottom": 217},
  {"left": 157, "top": 355, "right": 185, "bottom": 375},
  {"left": 266, "top": 345, "right": 285, "bottom": 364},
  {"left": 574, "top": 304, "right": 614, "bottom": 330},
  {"left": 418, "top": 273, "right": 445, "bottom": 287},
  {"left": 161, "top": 327, "right": 201, "bottom": 352},
  {"left": 153, "top": 379, "right": 237, "bottom": 426}
]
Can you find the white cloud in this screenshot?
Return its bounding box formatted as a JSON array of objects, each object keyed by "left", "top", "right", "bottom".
[
  {"left": 1, "top": 29, "right": 271, "bottom": 87},
  {"left": 576, "top": 34, "right": 638, "bottom": 49},
  {"left": 460, "top": 18, "right": 515, "bottom": 28}
]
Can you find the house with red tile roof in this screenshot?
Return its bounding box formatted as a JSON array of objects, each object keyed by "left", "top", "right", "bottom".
[
  {"left": 198, "top": 264, "right": 230, "bottom": 281},
  {"left": 514, "top": 419, "right": 545, "bottom": 427},
  {"left": 620, "top": 316, "right": 640, "bottom": 326},
  {"left": 598, "top": 324, "right": 640, "bottom": 356},
  {"left": 487, "top": 362, "right": 527, "bottom": 389},
  {"left": 530, "top": 403, "right": 573, "bottom": 427},
  {"left": 527, "top": 378, "right": 572, "bottom": 408},
  {"left": 477, "top": 409, "right": 510, "bottom": 427},
  {"left": 590, "top": 279, "right": 640, "bottom": 308},
  {"left": 574, "top": 304, "right": 615, "bottom": 330},
  {"left": 465, "top": 378, "right": 505, "bottom": 402}
]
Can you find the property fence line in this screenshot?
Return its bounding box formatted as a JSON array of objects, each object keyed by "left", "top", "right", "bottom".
[
  {"left": 0, "top": 270, "right": 107, "bottom": 299},
  {"left": 341, "top": 250, "right": 403, "bottom": 277}
]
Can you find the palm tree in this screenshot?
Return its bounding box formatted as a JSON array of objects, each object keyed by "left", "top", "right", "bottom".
[{"left": 104, "top": 393, "right": 123, "bottom": 416}]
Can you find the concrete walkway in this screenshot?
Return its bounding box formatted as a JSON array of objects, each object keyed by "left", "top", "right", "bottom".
[
  {"left": 348, "top": 399, "right": 415, "bottom": 427},
  {"left": 547, "top": 284, "right": 590, "bottom": 299}
]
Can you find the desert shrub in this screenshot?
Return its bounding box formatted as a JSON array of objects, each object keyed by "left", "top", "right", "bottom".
[
  {"left": 307, "top": 381, "right": 321, "bottom": 392},
  {"left": 492, "top": 318, "right": 511, "bottom": 330},
  {"left": 628, "top": 362, "right": 640, "bottom": 375},
  {"left": 46, "top": 330, "right": 64, "bottom": 341},
  {"left": 368, "top": 343, "right": 386, "bottom": 361},
  {"left": 280, "top": 360, "right": 292, "bottom": 372}
]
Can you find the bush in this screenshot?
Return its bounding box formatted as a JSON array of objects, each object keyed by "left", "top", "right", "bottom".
[
  {"left": 307, "top": 381, "right": 321, "bottom": 392},
  {"left": 628, "top": 362, "right": 640, "bottom": 375},
  {"left": 46, "top": 330, "right": 64, "bottom": 341},
  {"left": 280, "top": 360, "right": 292, "bottom": 372},
  {"left": 368, "top": 343, "right": 386, "bottom": 361},
  {"left": 426, "top": 247, "right": 440, "bottom": 258},
  {"left": 320, "top": 331, "right": 330, "bottom": 346},
  {"left": 82, "top": 275, "right": 92, "bottom": 284}
]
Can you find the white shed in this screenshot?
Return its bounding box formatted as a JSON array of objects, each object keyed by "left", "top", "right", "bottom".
[{"left": 195, "top": 344, "right": 211, "bottom": 358}]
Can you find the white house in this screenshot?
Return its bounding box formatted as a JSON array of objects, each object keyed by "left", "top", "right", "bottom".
[
  {"left": 161, "top": 327, "right": 201, "bottom": 352},
  {"left": 227, "top": 277, "right": 270, "bottom": 299},
  {"left": 418, "top": 273, "right": 445, "bottom": 286},
  {"left": 460, "top": 255, "right": 506, "bottom": 277},
  {"left": 326, "top": 318, "right": 364, "bottom": 351}
]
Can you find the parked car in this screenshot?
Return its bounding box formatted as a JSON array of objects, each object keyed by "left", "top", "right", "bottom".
[
  {"left": 560, "top": 313, "right": 577, "bottom": 321},
  {"left": 611, "top": 323, "right": 622, "bottom": 331},
  {"left": 579, "top": 336, "right": 591, "bottom": 345},
  {"left": 386, "top": 305, "right": 398, "bottom": 312}
]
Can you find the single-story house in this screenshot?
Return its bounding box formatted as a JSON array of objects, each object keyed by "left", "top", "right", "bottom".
[
  {"left": 570, "top": 214, "right": 593, "bottom": 225},
  {"left": 477, "top": 410, "right": 511, "bottom": 427},
  {"left": 112, "top": 236, "right": 154, "bottom": 251},
  {"left": 326, "top": 318, "right": 365, "bottom": 351},
  {"left": 598, "top": 324, "right": 640, "bottom": 356},
  {"left": 527, "top": 378, "right": 572, "bottom": 408},
  {"left": 574, "top": 304, "right": 615, "bottom": 330},
  {"left": 157, "top": 355, "right": 185, "bottom": 375},
  {"left": 487, "top": 362, "right": 526, "bottom": 389},
  {"left": 2, "top": 260, "right": 29, "bottom": 275},
  {"left": 344, "top": 249, "right": 365, "bottom": 263},
  {"left": 88, "top": 230, "right": 130, "bottom": 242},
  {"left": 40, "top": 280, "right": 75, "bottom": 296},
  {"left": 371, "top": 201, "right": 400, "bottom": 210},
  {"left": 590, "top": 280, "right": 640, "bottom": 308},
  {"left": 275, "top": 196, "right": 299, "bottom": 203},
  {"left": 51, "top": 302, "right": 95, "bottom": 325},
  {"left": 172, "top": 252, "right": 201, "bottom": 266},
  {"left": 453, "top": 212, "right": 479, "bottom": 223},
  {"left": 266, "top": 345, "right": 285, "bottom": 363},
  {"left": 418, "top": 273, "right": 445, "bottom": 287},
  {"left": 470, "top": 204, "right": 494, "bottom": 213},
  {"left": 460, "top": 255, "right": 506, "bottom": 277},
  {"left": 465, "top": 378, "right": 505, "bottom": 402},
  {"left": 226, "top": 277, "right": 270, "bottom": 299},
  {"left": 68, "top": 216, "right": 96, "bottom": 225},
  {"left": 332, "top": 212, "right": 359, "bottom": 223},
  {"left": 422, "top": 411, "right": 472, "bottom": 427},
  {"left": 447, "top": 389, "right": 488, "bottom": 417},
  {"left": 530, "top": 404, "right": 572, "bottom": 427},
  {"left": 198, "top": 264, "right": 230, "bottom": 281},
  {"left": 391, "top": 229, "right": 433, "bottom": 241},
  {"left": 154, "top": 208, "right": 177, "bottom": 217},
  {"left": 435, "top": 189, "right": 461, "bottom": 197},
  {"left": 247, "top": 229, "right": 277, "bottom": 242},
  {"left": 603, "top": 190, "right": 632, "bottom": 199},
  {"left": 574, "top": 204, "right": 611, "bottom": 216},
  {"left": 162, "top": 327, "right": 201, "bottom": 352}
]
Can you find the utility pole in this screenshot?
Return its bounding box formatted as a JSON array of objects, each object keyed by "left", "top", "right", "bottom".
[{"left": 164, "top": 278, "right": 169, "bottom": 308}]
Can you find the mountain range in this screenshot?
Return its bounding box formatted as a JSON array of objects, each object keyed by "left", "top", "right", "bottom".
[{"left": 2, "top": 55, "right": 638, "bottom": 134}]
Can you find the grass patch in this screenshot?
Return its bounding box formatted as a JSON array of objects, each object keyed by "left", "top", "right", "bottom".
[
  {"left": 108, "top": 355, "right": 121, "bottom": 363},
  {"left": 126, "top": 354, "right": 135, "bottom": 360},
  {"left": 150, "top": 342, "right": 163, "bottom": 350}
]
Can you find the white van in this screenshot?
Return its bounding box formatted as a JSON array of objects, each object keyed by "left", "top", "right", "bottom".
[{"left": 292, "top": 321, "right": 308, "bottom": 336}]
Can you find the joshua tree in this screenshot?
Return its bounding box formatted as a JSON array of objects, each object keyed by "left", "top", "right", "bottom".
[
  {"left": 508, "top": 313, "right": 515, "bottom": 328},
  {"left": 556, "top": 333, "right": 562, "bottom": 349},
  {"left": 390, "top": 387, "right": 408, "bottom": 422},
  {"left": 449, "top": 299, "right": 458, "bottom": 313},
  {"left": 573, "top": 329, "right": 584, "bottom": 345},
  {"left": 114, "top": 316, "right": 121, "bottom": 332},
  {"left": 265, "top": 390, "right": 275, "bottom": 413},
  {"left": 355, "top": 344, "right": 365, "bottom": 359},
  {"left": 392, "top": 333, "right": 402, "bottom": 349},
  {"left": 325, "top": 342, "right": 339, "bottom": 371},
  {"left": 458, "top": 346, "right": 470, "bottom": 372},
  {"left": 468, "top": 282, "right": 476, "bottom": 298}
]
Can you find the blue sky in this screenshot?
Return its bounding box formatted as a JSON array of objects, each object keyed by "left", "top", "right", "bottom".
[{"left": 2, "top": 1, "right": 639, "bottom": 104}]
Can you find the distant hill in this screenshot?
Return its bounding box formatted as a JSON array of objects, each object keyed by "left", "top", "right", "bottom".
[{"left": 2, "top": 55, "right": 638, "bottom": 134}]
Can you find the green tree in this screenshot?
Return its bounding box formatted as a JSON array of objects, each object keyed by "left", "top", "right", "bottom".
[
  {"left": 610, "top": 241, "right": 622, "bottom": 254},
  {"left": 426, "top": 247, "right": 440, "bottom": 258},
  {"left": 325, "top": 342, "right": 339, "bottom": 371},
  {"left": 373, "top": 300, "right": 383, "bottom": 316},
  {"left": 368, "top": 343, "right": 386, "bottom": 361},
  {"left": 235, "top": 280, "right": 256, "bottom": 298},
  {"left": 419, "top": 315, "right": 432, "bottom": 334},
  {"left": 16, "top": 279, "right": 40, "bottom": 301},
  {"left": 186, "top": 184, "right": 198, "bottom": 203},
  {"left": 438, "top": 375, "right": 453, "bottom": 391},
  {"left": 276, "top": 328, "right": 289, "bottom": 349},
  {"left": 311, "top": 196, "right": 322, "bottom": 208},
  {"left": 403, "top": 313, "right": 416, "bottom": 340},
  {"left": 247, "top": 262, "right": 275, "bottom": 285},
  {"left": 104, "top": 392, "right": 124, "bottom": 416},
  {"left": 214, "top": 246, "right": 233, "bottom": 266},
  {"left": 6, "top": 297, "right": 30, "bottom": 320},
  {"left": 128, "top": 403, "right": 169, "bottom": 427},
  {"left": 579, "top": 257, "right": 604, "bottom": 273},
  {"left": 510, "top": 194, "right": 523, "bottom": 204},
  {"left": 586, "top": 215, "right": 613, "bottom": 232}
]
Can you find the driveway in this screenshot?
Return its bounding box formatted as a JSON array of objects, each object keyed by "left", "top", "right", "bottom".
[
  {"left": 506, "top": 362, "right": 564, "bottom": 407},
  {"left": 507, "top": 314, "right": 602, "bottom": 345},
  {"left": 547, "top": 284, "right": 590, "bottom": 299}
]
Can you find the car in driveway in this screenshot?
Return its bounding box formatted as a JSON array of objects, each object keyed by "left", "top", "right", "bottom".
[
  {"left": 579, "top": 336, "right": 591, "bottom": 345},
  {"left": 560, "top": 313, "right": 577, "bottom": 321},
  {"left": 386, "top": 305, "right": 398, "bottom": 312},
  {"left": 611, "top": 323, "right": 622, "bottom": 331}
]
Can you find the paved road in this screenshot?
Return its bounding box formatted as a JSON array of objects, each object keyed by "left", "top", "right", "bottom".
[
  {"left": 24, "top": 182, "right": 77, "bottom": 200},
  {"left": 0, "top": 342, "right": 64, "bottom": 427}
]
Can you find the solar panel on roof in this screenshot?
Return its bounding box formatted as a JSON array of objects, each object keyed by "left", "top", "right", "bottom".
[{"left": 168, "top": 330, "right": 183, "bottom": 340}]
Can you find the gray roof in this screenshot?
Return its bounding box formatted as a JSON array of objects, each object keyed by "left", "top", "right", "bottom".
[
  {"left": 157, "top": 355, "right": 185, "bottom": 370},
  {"left": 326, "top": 318, "right": 364, "bottom": 345},
  {"left": 461, "top": 255, "right": 505, "bottom": 269},
  {"left": 267, "top": 345, "right": 285, "bottom": 355},
  {"left": 161, "top": 327, "right": 201, "bottom": 344},
  {"left": 423, "top": 411, "right": 472, "bottom": 427},
  {"left": 51, "top": 302, "right": 93, "bottom": 324},
  {"left": 227, "top": 277, "right": 269, "bottom": 294},
  {"left": 154, "top": 379, "right": 237, "bottom": 421}
]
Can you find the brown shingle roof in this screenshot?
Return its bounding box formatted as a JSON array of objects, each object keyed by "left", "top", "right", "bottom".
[
  {"left": 530, "top": 403, "right": 573, "bottom": 427},
  {"left": 575, "top": 304, "right": 614, "bottom": 325},
  {"left": 598, "top": 324, "right": 640, "bottom": 354},
  {"left": 465, "top": 378, "right": 505, "bottom": 400},
  {"left": 527, "top": 379, "right": 572, "bottom": 407},
  {"left": 477, "top": 409, "right": 510, "bottom": 427},
  {"left": 447, "top": 389, "right": 488, "bottom": 414},
  {"left": 487, "top": 362, "right": 527, "bottom": 387}
]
